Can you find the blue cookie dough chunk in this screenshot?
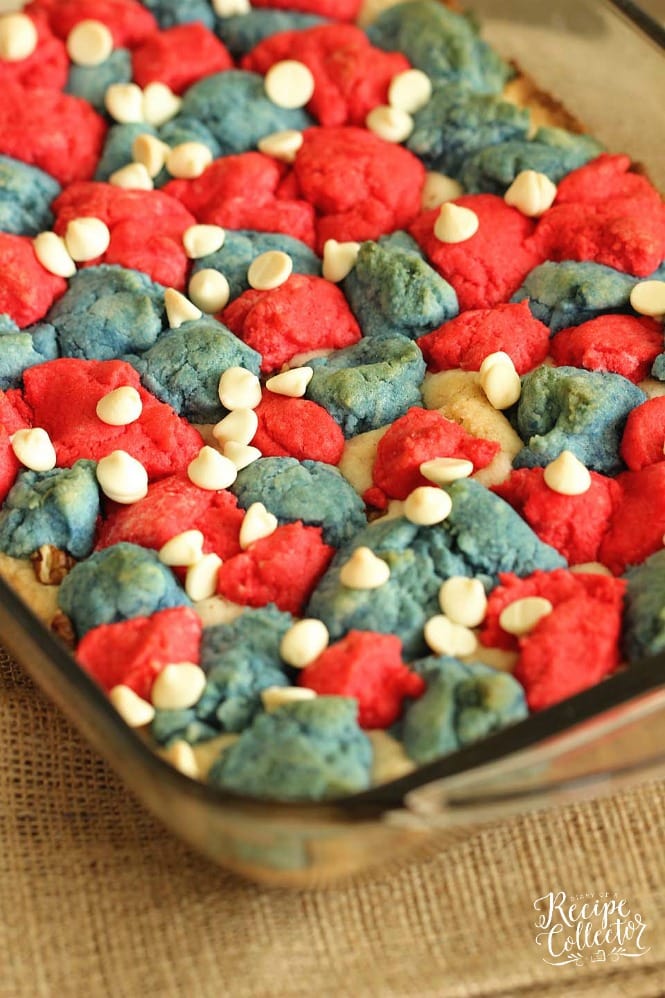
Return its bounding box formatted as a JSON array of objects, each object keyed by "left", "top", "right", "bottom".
[
  {"left": 47, "top": 265, "right": 166, "bottom": 360},
  {"left": 158, "top": 116, "right": 221, "bottom": 158},
  {"left": 511, "top": 261, "right": 637, "bottom": 334},
  {"left": 207, "top": 696, "right": 372, "bottom": 801},
  {"left": 191, "top": 229, "right": 321, "bottom": 303},
  {"left": 95, "top": 123, "right": 159, "bottom": 182},
  {"left": 231, "top": 457, "right": 366, "bottom": 548},
  {"left": 342, "top": 235, "right": 458, "bottom": 341},
  {"left": 129, "top": 317, "right": 261, "bottom": 422},
  {"left": 306, "top": 332, "right": 426, "bottom": 437},
  {"left": 459, "top": 127, "right": 603, "bottom": 194},
  {"left": 152, "top": 606, "right": 293, "bottom": 744},
  {"left": 66, "top": 49, "right": 132, "bottom": 113},
  {"left": 58, "top": 542, "right": 190, "bottom": 639},
  {"left": 515, "top": 365, "right": 646, "bottom": 475},
  {"left": 142, "top": 0, "right": 214, "bottom": 29},
  {"left": 0, "top": 155, "right": 61, "bottom": 236},
  {"left": 407, "top": 84, "right": 529, "bottom": 178},
  {"left": 177, "top": 70, "right": 313, "bottom": 157},
  {"left": 402, "top": 656, "right": 528, "bottom": 764},
  {"left": 308, "top": 481, "right": 564, "bottom": 656},
  {"left": 623, "top": 551, "right": 665, "bottom": 662},
  {"left": 367, "top": 0, "right": 512, "bottom": 94},
  {"left": 0, "top": 460, "right": 100, "bottom": 560},
  {"left": 0, "top": 320, "right": 58, "bottom": 389},
  {"left": 215, "top": 10, "right": 328, "bottom": 58}
]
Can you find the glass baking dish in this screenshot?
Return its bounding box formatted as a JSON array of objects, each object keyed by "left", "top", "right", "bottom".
[{"left": 1, "top": 0, "right": 664, "bottom": 887}]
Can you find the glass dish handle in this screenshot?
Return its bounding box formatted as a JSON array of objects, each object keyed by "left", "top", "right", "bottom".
[{"left": 386, "top": 682, "right": 665, "bottom": 830}]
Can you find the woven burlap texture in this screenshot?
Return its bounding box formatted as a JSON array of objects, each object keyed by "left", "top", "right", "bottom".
[{"left": 2, "top": 646, "right": 665, "bottom": 998}]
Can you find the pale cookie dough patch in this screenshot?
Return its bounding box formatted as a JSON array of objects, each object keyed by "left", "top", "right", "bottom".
[
  {"left": 638, "top": 378, "right": 665, "bottom": 400},
  {"left": 193, "top": 595, "right": 246, "bottom": 628},
  {"left": 369, "top": 729, "right": 416, "bottom": 783},
  {"left": 422, "top": 369, "right": 522, "bottom": 487},
  {"left": 0, "top": 552, "right": 61, "bottom": 625},
  {"left": 471, "top": 644, "right": 519, "bottom": 673},
  {"left": 338, "top": 426, "right": 389, "bottom": 496},
  {"left": 191, "top": 733, "right": 240, "bottom": 779}
]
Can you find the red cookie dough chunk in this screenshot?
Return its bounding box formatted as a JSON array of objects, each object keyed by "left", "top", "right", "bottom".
[
  {"left": 299, "top": 630, "right": 425, "bottom": 729},
  {"left": 132, "top": 23, "right": 232, "bottom": 94},
  {"left": 76, "top": 606, "right": 203, "bottom": 700},
  {"left": 621, "top": 397, "right": 665, "bottom": 471},
  {"left": 163, "top": 153, "right": 316, "bottom": 248},
  {"left": 250, "top": 0, "right": 361, "bottom": 18},
  {"left": 243, "top": 24, "right": 410, "bottom": 127},
  {"left": 21, "top": 359, "right": 203, "bottom": 478},
  {"left": 252, "top": 392, "right": 345, "bottom": 464},
  {"left": 0, "top": 81, "right": 106, "bottom": 185},
  {"left": 96, "top": 473, "right": 244, "bottom": 561},
  {"left": 556, "top": 153, "right": 662, "bottom": 207},
  {"left": 369, "top": 406, "right": 499, "bottom": 503},
  {"left": 493, "top": 468, "right": 620, "bottom": 565},
  {"left": 293, "top": 127, "right": 425, "bottom": 252},
  {"left": 0, "top": 11, "right": 68, "bottom": 91},
  {"left": 0, "top": 234, "right": 67, "bottom": 328},
  {"left": 0, "top": 391, "right": 31, "bottom": 503},
  {"left": 599, "top": 464, "right": 665, "bottom": 574},
  {"left": 29, "top": 0, "right": 157, "bottom": 48},
  {"left": 52, "top": 182, "right": 197, "bottom": 290},
  {"left": 418, "top": 300, "right": 550, "bottom": 375},
  {"left": 221, "top": 274, "right": 361, "bottom": 373},
  {"left": 409, "top": 195, "right": 543, "bottom": 311},
  {"left": 480, "top": 570, "right": 625, "bottom": 711},
  {"left": 216, "top": 522, "right": 334, "bottom": 615},
  {"left": 550, "top": 315, "right": 662, "bottom": 384}
]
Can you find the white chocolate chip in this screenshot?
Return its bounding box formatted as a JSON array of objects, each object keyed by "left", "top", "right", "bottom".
[
  {"left": 479, "top": 355, "right": 521, "bottom": 410},
  {"left": 105, "top": 82, "right": 144, "bottom": 124},
  {"left": 340, "top": 546, "right": 390, "bottom": 589},
  {"left": 108, "top": 162, "right": 153, "bottom": 190},
  {"left": 504, "top": 170, "right": 557, "bottom": 217},
  {"left": 424, "top": 614, "right": 478, "bottom": 657},
  {"left": 151, "top": 663, "right": 207, "bottom": 710},
  {"left": 161, "top": 739, "right": 199, "bottom": 779},
  {"left": 570, "top": 562, "right": 613, "bottom": 576},
  {"left": 158, "top": 529, "right": 205, "bottom": 567},
  {"left": 365, "top": 105, "right": 414, "bottom": 143},
  {"left": 33, "top": 231, "right": 76, "bottom": 278},
  {"left": 543, "top": 450, "right": 592, "bottom": 496},
  {"left": 212, "top": 408, "right": 258, "bottom": 447},
  {"left": 239, "top": 501, "right": 278, "bottom": 549},
  {"left": 142, "top": 81, "right": 182, "bottom": 127},
  {"left": 66, "top": 19, "right": 113, "bottom": 67},
  {"left": 185, "top": 552, "right": 223, "bottom": 601},
  {"left": 419, "top": 457, "right": 473, "bottom": 485},
  {"left": 95, "top": 385, "right": 143, "bottom": 426},
  {"left": 322, "top": 239, "right": 361, "bottom": 283},
  {"left": 257, "top": 129, "right": 303, "bottom": 163},
  {"left": 212, "top": 0, "right": 250, "bottom": 15},
  {"left": 64, "top": 217, "right": 111, "bottom": 262},
  {"left": 182, "top": 224, "right": 226, "bottom": 260},
  {"left": 388, "top": 68, "right": 432, "bottom": 113},
  {"left": 261, "top": 686, "right": 317, "bottom": 711},
  {"left": 109, "top": 685, "right": 155, "bottom": 727},
  {"left": 279, "top": 618, "right": 330, "bottom": 668},
  {"left": 187, "top": 446, "right": 237, "bottom": 491},
  {"left": 223, "top": 441, "right": 262, "bottom": 470},
  {"left": 630, "top": 280, "right": 665, "bottom": 318},
  {"left": 131, "top": 133, "right": 170, "bottom": 178},
  {"left": 10, "top": 427, "right": 56, "bottom": 472},
  {"left": 266, "top": 367, "right": 313, "bottom": 398},
  {"left": 264, "top": 59, "right": 315, "bottom": 109},
  {"left": 421, "top": 171, "right": 464, "bottom": 211},
  {"left": 96, "top": 450, "right": 148, "bottom": 504},
  {"left": 218, "top": 367, "right": 262, "bottom": 410},
  {"left": 499, "top": 596, "right": 553, "bottom": 636},
  {"left": 165, "top": 141, "right": 213, "bottom": 180},
  {"left": 478, "top": 351, "right": 514, "bottom": 378},
  {"left": 188, "top": 269, "right": 230, "bottom": 313},
  {"left": 434, "top": 202, "right": 479, "bottom": 243},
  {"left": 403, "top": 486, "right": 452, "bottom": 526},
  {"left": 247, "top": 250, "right": 293, "bottom": 291},
  {"left": 164, "top": 287, "right": 202, "bottom": 328},
  {"left": 0, "top": 13, "right": 37, "bottom": 61},
  {"left": 438, "top": 576, "right": 487, "bottom": 628}
]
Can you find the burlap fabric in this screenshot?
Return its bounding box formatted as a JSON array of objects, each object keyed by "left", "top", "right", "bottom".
[{"left": 2, "top": 644, "right": 665, "bottom": 998}]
